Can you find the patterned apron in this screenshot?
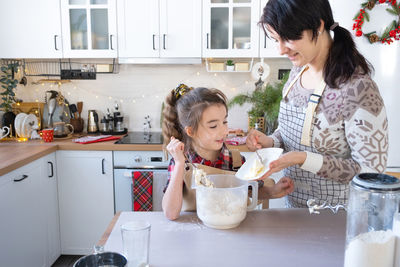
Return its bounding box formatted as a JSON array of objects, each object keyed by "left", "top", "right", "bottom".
[{"left": 280, "top": 67, "right": 348, "bottom": 208}]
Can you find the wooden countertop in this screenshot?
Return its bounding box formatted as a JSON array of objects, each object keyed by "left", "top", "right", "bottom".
[
  {"left": 0, "top": 144, "right": 58, "bottom": 176},
  {"left": 0, "top": 135, "right": 249, "bottom": 176}
]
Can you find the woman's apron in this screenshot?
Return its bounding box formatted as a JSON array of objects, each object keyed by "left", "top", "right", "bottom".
[{"left": 280, "top": 66, "right": 348, "bottom": 208}]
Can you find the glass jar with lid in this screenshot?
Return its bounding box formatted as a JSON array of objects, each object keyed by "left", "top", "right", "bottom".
[{"left": 344, "top": 173, "right": 400, "bottom": 267}]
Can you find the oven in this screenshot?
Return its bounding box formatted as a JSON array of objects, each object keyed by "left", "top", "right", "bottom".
[
  {"left": 113, "top": 150, "right": 169, "bottom": 213},
  {"left": 113, "top": 132, "right": 168, "bottom": 213}
]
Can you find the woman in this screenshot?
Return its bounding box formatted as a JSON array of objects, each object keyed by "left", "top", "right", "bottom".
[{"left": 247, "top": 0, "right": 388, "bottom": 207}]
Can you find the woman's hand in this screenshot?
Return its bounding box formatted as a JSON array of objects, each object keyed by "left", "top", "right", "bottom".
[
  {"left": 166, "top": 136, "right": 185, "bottom": 164},
  {"left": 262, "top": 151, "right": 307, "bottom": 177},
  {"left": 267, "top": 177, "right": 295, "bottom": 199},
  {"left": 246, "top": 129, "right": 271, "bottom": 151}
]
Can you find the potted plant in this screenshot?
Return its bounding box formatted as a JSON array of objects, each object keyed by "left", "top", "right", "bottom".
[
  {"left": 226, "top": 60, "right": 235, "bottom": 71},
  {"left": 0, "top": 62, "right": 19, "bottom": 131},
  {"left": 228, "top": 72, "right": 289, "bottom": 135}
]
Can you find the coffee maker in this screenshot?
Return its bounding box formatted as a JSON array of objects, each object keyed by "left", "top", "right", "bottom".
[{"left": 87, "top": 110, "right": 99, "bottom": 133}]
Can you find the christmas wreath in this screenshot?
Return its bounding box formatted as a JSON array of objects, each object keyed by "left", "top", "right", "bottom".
[{"left": 353, "top": 0, "right": 400, "bottom": 44}]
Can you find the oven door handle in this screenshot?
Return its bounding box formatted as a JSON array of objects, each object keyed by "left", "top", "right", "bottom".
[
  {"left": 114, "top": 166, "right": 168, "bottom": 170},
  {"left": 123, "top": 171, "right": 133, "bottom": 178}
]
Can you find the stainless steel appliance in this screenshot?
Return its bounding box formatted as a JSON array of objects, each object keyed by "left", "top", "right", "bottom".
[
  {"left": 87, "top": 110, "right": 99, "bottom": 133},
  {"left": 113, "top": 132, "right": 168, "bottom": 212}
]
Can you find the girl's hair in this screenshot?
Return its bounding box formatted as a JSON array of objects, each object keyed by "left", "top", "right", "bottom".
[
  {"left": 259, "top": 0, "right": 372, "bottom": 88},
  {"left": 162, "top": 86, "right": 227, "bottom": 152}
]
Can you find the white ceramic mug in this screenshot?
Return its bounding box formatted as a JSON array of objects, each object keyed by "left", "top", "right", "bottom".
[{"left": 0, "top": 126, "right": 10, "bottom": 139}]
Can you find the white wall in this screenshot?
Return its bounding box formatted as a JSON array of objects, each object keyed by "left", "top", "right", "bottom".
[{"left": 15, "top": 59, "right": 292, "bottom": 132}]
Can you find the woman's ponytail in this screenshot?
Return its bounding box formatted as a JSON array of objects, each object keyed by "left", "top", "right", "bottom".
[{"left": 324, "top": 24, "right": 372, "bottom": 88}]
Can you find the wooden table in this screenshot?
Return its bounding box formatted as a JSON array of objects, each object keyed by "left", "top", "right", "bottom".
[{"left": 99, "top": 209, "right": 346, "bottom": 267}]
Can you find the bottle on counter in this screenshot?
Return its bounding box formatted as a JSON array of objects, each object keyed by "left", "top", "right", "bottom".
[
  {"left": 393, "top": 208, "right": 400, "bottom": 267},
  {"left": 115, "top": 116, "right": 124, "bottom": 132},
  {"left": 344, "top": 173, "right": 400, "bottom": 267},
  {"left": 100, "top": 117, "right": 109, "bottom": 133}
]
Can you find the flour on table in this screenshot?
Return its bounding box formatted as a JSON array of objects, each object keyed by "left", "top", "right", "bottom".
[
  {"left": 163, "top": 216, "right": 207, "bottom": 232},
  {"left": 344, "top": 230, "right": 395, "bottom": 267}
]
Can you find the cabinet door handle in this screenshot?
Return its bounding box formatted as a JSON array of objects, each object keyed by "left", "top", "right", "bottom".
[
  {"left": 163, "top": 34, "right": 166, "bottom": 50},
  {"left": 102, "top": 158, "right": 105, "bottom": 174},
  {"left": 206, "top": 33, "right": 209, "bottom": 49},
  {"left": 110, "top": 34, "right": 114, "bottom": 50},
  {"left": 14, "top": 175, "right": 28, "bottom": 182},
  {"left": 264, "top": 35, "right": 267, "bottom": 49},
  {"left": 152, "top": 34, "right": 156, "bottom": 50},
  {"left": 48, "top": 161, "right": 54, "bottom": 178},
  {"left": 54, "top": 35, "right": 59, "bottom": 51}
]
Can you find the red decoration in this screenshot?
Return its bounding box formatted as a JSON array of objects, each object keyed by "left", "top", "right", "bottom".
[{"left": 353, "top": 0, "right": 400, "bottom": 44}]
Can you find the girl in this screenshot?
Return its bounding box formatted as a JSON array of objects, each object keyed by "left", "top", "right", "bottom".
[{"left": 162, "top": 85, "right": 294, "bottom": 220}]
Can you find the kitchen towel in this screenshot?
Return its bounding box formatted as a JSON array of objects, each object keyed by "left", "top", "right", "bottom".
[
  {"left": 132, "top": 171, "right": 153, "bottom": 211},
  {"left": 72, "top": 135, "right": 121, "bottom": 144},
  {"left": 225, "top": 136, "right": 247, "bottom": 146}
]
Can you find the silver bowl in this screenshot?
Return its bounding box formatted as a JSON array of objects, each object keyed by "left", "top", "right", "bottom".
[{"left": 73, "top": 252, "right": 127, "bottom": 267}]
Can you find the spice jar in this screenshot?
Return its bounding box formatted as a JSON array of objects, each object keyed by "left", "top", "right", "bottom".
[
  {"left": 344, "top": 173, "right": 400, "bottom": 267},
  {"left": 99, "top": 117, "right": 109, "bottom": 132}
]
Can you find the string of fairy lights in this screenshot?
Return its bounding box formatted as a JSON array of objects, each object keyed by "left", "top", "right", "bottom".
[{"left": 19, "top": 68, "right": 256, "bottom": 105}]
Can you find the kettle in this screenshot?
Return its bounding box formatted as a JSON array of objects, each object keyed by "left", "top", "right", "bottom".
[{"left": 87, "top": 110, "right": 99, "bottom": 133}]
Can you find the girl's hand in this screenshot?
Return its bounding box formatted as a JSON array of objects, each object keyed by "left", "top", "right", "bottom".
[
  {"left": 246, "top": 129, "right": 269, "bottom": 151},
  {"left": 166, "top": 137, "right": 185, "bottom": 164},
  {"left": 269, "top": 177, "right": 294, "bottom": 199},
  {"left": 263, "top": 151, "right": 307, "bottom": 177}
]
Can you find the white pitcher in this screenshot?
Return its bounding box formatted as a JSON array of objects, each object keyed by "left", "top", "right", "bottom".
[{"left": 0, "top": 126, "right": 10, "bottom": 139}]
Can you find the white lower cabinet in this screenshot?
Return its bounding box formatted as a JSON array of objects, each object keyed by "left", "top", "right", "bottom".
[
  {"left": 0, "top": 156, "right": 59, "bottom": 267},
  {"left": 56, "top": 150, "right": 114, "bottom": 254},
  {"left": 42, "top": 153, "right": 61, "bottom": 265}
]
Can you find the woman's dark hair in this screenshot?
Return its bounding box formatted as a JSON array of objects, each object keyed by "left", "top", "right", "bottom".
[
  {"left": 259, "top": 0, "right": 372, "bottom": 88},
  {"left": 162, "top": 86, "right": 227, "bottom": 153}
]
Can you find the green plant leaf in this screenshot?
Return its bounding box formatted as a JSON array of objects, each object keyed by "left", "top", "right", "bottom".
[
  {"left": 353, "top": 11, "right": 361, "bottom": 20},
  {"left": 381, "top": 20, "right": 396, "bottom": 39},
  {"left": 364, "top": 31, "right": 377, "bottom": 36},
  {"left": 228, "top": 70, "right": 289, "bottom": 132},
  {"left": 387, "top": 8, "right": 398, "bottom": 15},
  {"left": 365, "top": 11, "right": 370, "bottom": 22}
]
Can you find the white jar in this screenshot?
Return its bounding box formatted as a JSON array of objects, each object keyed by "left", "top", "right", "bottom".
[{"left": 344, "top": 173, "right": 400, "bottom": 267}]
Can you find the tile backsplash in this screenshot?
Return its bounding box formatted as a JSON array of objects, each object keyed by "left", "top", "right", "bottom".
[{"left": 15, "top": 59, "right": 292, "bottom": 132}]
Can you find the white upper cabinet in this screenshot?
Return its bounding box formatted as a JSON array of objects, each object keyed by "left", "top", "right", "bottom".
[
  {"left": 202, "top": 0, "right": 260, "bottom": 58},
  {"left": 61, "top": 0, "right": 117, "bottom": 58},
  {"left": 0, "top": 0, "right": 63, "bottom": 58},
  {"left": 258, "top": 0, "right": 284, "bottom": 58},
  {"left": 117, "top": 0, "right": 201, "bottom": 63}
]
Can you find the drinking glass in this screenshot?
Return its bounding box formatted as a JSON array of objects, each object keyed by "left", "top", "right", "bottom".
[{"left": 121, "top": 221, "right": 151, "bottom": 267}]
